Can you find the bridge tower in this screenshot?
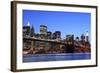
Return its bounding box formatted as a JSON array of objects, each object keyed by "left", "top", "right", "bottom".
[{"left": 65, "top": 35, "right": 75, "bottom": 53}]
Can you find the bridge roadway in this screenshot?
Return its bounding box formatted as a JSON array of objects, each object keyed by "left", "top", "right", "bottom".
[
  {"left": 23, "top": 37, "right": 86, "bottom": 48},
  {"left": 23, "top": 37, "right": 67, "bottom": 45}
]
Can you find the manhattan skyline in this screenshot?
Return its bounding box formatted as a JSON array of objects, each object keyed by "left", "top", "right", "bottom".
[{"left": 23, "top": 10, "right": 91, "bottom": 39}]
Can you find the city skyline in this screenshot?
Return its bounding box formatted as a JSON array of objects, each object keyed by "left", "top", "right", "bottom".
[{"left": 23, "top": 10, "right": 91, "bottom": 39}]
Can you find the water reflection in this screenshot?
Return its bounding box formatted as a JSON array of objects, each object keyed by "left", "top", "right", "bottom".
[{"left": 23, "top": 53, "right": 91, "bottom": 62}]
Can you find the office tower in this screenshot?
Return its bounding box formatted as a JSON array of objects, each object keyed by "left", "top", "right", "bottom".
[
  {"left": 40, "top": 25, "right": 47, "bottom": 50},
  {"left": 52, "top": 32, "right": 56, "bottom": 39},
  {"left": 40, "top": 25, "right": 47, "bottom": 34},
  {"left": 53, "top": 31, "right": 61, "bottom": 40},
  {"left": 66, "top": 35, "right": 74, "bottom": 44},
  {"left": 55, "top": 31, "right": 61, "bottom": 39},
  {"left": 40, "top": 25, "right": 47, "bottom": 39},
  {"left": 47, "top": 31, "right": 52, "bottom": 39},
  {"left": 81, "top": 34, "right": 85, "bottom": 42},
  {"left": 23, "top": 21, "right": 31, "bottom": 37},
  {"left": 30, "top": 26, "right": 35, "bottom": 37}
]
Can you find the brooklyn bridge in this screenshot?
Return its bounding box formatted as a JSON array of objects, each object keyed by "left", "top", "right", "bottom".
[{"left": 23, "top": 37, "right": 90, "bottom": 55}]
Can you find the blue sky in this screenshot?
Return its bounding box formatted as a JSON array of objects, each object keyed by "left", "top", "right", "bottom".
[{"left": 23, "top": 10, "right": 91, "bottom": 39}]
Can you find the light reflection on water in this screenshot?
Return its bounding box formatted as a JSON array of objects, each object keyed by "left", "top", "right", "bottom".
[{"left": 23, "top": 53, "right": 91, "bottom": 62}]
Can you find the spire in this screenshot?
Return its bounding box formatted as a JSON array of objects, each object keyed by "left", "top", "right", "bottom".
[
  {"left": 85, "top": 31, "right": 89, "bottom": 42},
  {"left": 27, "top": 21, "right": 30, "bottom": 26},
  {"left": 86, "top": 31, "right": 89, "bottom": 36}
]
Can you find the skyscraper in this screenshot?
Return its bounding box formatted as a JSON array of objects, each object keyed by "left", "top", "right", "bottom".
[
  {"left": 40, "top": 25, "right": 47, "bottom": 34},
  {"left": 52, "top": 31, "right": 61, "bottom": 40},
  {"left": 39, "top": 25, "right": 47, "bottom": 50},
  {"left": 23, "top": 21, "right": 31, "bottom": 37},
  {"left": 47, "top": 31, "right": 52, "bottom": 39},
  {"left": 30, "top": 26, "right": 35, "bottom": 37},
  {"left": 81, "top": 34, "right": 85, "bottom": 41},
  {"left": 40, "top": 25, "right": 47, "bottom": 39},
  {"left": 66, "top": 35, "right": 74, "bottom": 44}
]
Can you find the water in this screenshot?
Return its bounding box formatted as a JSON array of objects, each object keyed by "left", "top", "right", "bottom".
[{"left": 23, "top": 53, "right": 91, "bottom": 62}]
